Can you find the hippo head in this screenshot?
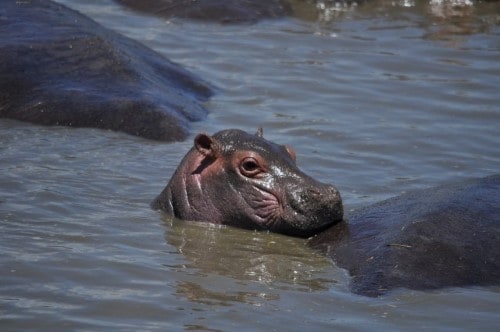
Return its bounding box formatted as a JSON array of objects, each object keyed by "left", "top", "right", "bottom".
[{"left": 152, "top": 129, "right": 343, "bottom": 237}]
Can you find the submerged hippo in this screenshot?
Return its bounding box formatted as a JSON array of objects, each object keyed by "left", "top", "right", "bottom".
[
  {"left": 153, "top": 128, "right": 500, "bottom": 296},
  {"left": 114, "top": 0, "right": 292, "bottom": 24},
  {"left": 0, "top": 0, "right": 212, "bottom": 141},
  {"left": 309, "top": 174, "right": 500, "bottom": 296},
  {"left": 152, "top": 128, "right": 343, "bottom": 237}
]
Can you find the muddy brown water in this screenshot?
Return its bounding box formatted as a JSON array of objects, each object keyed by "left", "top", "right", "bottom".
[{"left": 1, "top": 0, "right": 499, "bottom": 330}]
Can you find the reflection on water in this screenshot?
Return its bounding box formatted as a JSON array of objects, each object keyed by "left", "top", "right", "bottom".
[
  {"left": 292, "top": 0, "right": 498, "bottom": 46},
  {"left": 163, "top": 215, "right": 347, "bottom": 306},
  {"left": 2, "top": 0, "right": 500, "bottom": 330},
  {"left": 176, "top": 281, "right": 279, "bottom": 307}
]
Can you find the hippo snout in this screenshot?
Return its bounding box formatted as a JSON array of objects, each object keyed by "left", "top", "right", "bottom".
[
  {"left": 304, "top": 185, "right": 341, "bottom": 203},
  {"left": 285, "top": 182, "right": 343, "bottom": 234}
]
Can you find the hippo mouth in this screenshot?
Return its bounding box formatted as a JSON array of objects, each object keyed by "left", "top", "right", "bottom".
[
  {"left": 247, "top": 185, "right": 340, "bottom": 236},
  {"left": 248, "top": 186, "right": 283, "bottom": 229}
]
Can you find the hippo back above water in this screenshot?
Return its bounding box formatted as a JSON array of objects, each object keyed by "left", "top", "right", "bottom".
[
  {"left": 0, "top": 0, "right": 212, "bottom": 141},
  {"left": 114, "top": 0, "right": 292, "bottom": 23},
  {"left": 309, "top": 174, "right": 500, "bottom": 297},
  {"left": 152, "top": 129, "right": 343, "bottom": 237}
]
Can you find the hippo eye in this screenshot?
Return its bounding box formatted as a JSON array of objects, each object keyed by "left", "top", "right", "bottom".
[{"left": 240, "top": 157, "right": 262, "bottom": 177}]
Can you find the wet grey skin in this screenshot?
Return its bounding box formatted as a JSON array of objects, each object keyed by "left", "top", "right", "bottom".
[
  {"left": 309, "top": 174, "right": 500, "bottom": 297},
  {"left": 152, "top": 129, "right": 344, "bottom": 237},
  {"left": 0, "top": 0, "right": 212, "bottom": 141}
]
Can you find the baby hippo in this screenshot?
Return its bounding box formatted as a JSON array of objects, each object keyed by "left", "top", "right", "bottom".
[{"left": 152, "top": 129, "right": 343, "bottom": 237}]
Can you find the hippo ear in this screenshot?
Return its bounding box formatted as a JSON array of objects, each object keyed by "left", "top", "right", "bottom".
[
  {"left": 284, "top": 145, "right": 297, "bottom": 162},
  {"left": 255, "top": 127, "right": 264, "bottom": 138},
  {"left": 194, "top": 133, "right": 220, "bottom": 158}
]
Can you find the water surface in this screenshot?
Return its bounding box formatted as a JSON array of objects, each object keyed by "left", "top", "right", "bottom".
[{"left": 1, "top": 0, "right": 499, "bottom": 330}]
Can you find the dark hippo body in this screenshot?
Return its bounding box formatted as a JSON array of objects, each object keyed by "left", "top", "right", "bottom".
[
  {"left": 309, "top": 174, "right": 500, "bottom": 297},
  {"left": 0, "top": 0, "right": 212, "bottom": 141},
  {"left": 114, "top": 0, "right": 292, "bottom": 24},
  {"left": 155, "top": 129, "right": 499, "bottom": 296},
  {"left": 152, "top": 129, "right": 343, "bottom": 237}
]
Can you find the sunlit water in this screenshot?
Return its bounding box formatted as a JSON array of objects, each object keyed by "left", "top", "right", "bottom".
[{"left": 1, "top": 0, "right": 499, "bottom": 330}]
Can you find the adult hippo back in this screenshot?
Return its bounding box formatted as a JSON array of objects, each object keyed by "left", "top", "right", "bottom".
[
  {"left": 309, "top": 174, "right": 500, "bottom": 297},
  {"left": 154, "top": 128, "right": 499, "bottom": 296},
  {"left": 0, "top": 0, "right": 212, "bottom": 141},
  {"left": 114, "top": 0, "right": 292, "bottom": 24}
]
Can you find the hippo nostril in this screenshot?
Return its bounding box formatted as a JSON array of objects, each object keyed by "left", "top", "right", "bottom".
[
  {"left": 306, "top": 186, "right": 339, "bottom": 199},
  {"left": 307, "top": 188, "right": 322, "bottom": 197},
  {"left": 299, "top": 186, "right": 333, "bottom": 200}
]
